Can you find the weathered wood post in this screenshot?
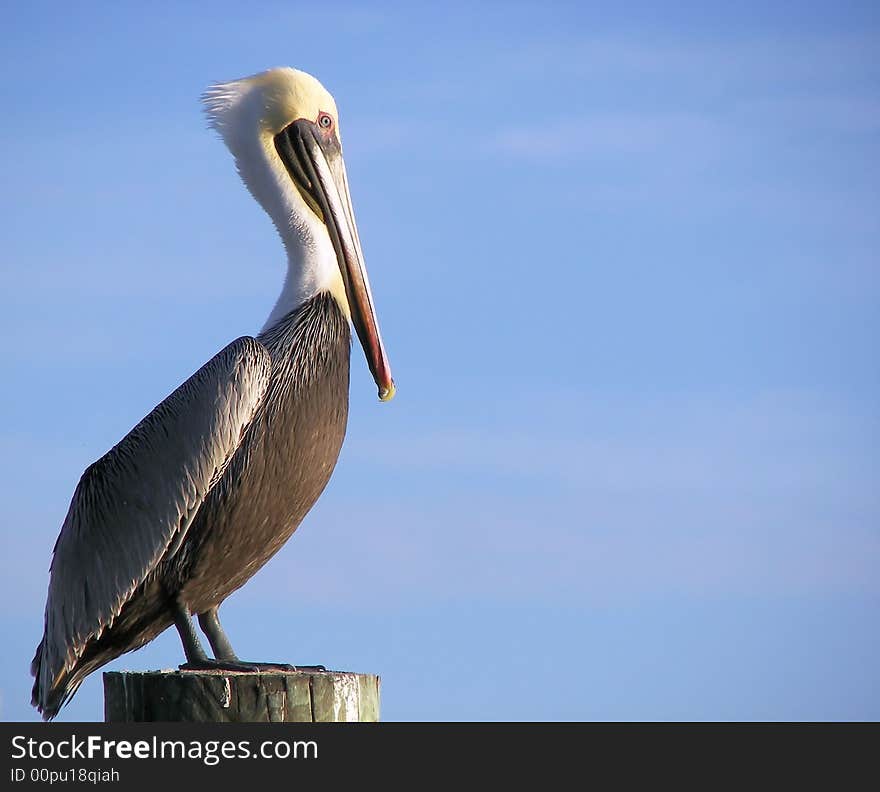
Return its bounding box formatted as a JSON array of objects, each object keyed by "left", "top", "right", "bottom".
[{"left": 104, "top": 670, "right": 380, "bottom": 722}]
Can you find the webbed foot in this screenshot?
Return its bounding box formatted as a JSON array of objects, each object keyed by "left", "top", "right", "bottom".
[{"left": 178, "top": 660, "right": 326, "bottom": 673}]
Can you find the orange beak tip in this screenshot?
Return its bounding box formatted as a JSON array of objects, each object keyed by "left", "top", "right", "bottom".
[{"left": 378, "top": 380, "right": 396, "bottom": 402}]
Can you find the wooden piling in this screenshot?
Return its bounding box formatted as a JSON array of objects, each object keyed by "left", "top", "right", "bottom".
[{"left": 103, "top": 669, "right": 380, "bottom": 722}]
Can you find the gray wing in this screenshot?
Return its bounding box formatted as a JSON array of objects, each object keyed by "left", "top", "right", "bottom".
[{"left": 34, "top": 336, "right": 271, "bottom": 704}]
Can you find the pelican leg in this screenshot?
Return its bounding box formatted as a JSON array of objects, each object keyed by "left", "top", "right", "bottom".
[
  {"left": 198, "top": 607, "right": 238, "bottom": 661},
  {"left": 172, "top": 597, "right": 209, "bottom": 663},
  {"left": 174, "top": 598, "right": 255, "bottom": 671},
  {"left": 176, "top": 599, "right": 324, "bottom": 673},
  {"left": 198, "top": 605, "right": 325, "bottom": 672}
]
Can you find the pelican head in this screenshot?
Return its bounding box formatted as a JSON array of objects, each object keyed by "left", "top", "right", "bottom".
[{"left": 202, "top": 67, "right": 394, "bottom": 401}]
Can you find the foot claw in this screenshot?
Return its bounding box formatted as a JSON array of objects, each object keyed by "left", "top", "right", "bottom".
[
  {"left": 243, "top": 662, "right": 297, "bottom": 672},
  {"left": 179, "top": 660, "right": 259, "bottom": 673},
  {"left": 237, "top": 662, "right": 326, "bottom": 672},
  {"left": 179, "top": 660, "right": 326, "bottom": 673}
]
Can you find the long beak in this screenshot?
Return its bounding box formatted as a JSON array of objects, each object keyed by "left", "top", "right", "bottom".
[{"left": 276, "top": 120, "right": 395, "bottom": 401}]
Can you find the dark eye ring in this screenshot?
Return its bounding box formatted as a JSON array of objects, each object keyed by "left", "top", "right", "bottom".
[{"left": 318, "top": 113, "right": 333, "bottom": 130}]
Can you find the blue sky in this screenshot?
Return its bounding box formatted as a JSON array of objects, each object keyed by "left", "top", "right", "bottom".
[{"left": 1, "top": 1, "right": 878, "bottom": 720}]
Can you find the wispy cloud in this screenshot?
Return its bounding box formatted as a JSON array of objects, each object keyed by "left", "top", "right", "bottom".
[
  {"left": 230, "top": 388, "right": 880, "bottom": 605},
  {"left": 237, "top": 490, "right": 880, "bottom": 607},
  {"left": 490, "top": 95, "right": 880, "bottom": 165},
  {"left": 492, "top": 112, "right": 725, "bottom": 162},
  {"left": 6, "top": 387, "right": 876, "bottom": 614},
  {"left": 499, "top": 32, "right": 880, "bottom": 82}
]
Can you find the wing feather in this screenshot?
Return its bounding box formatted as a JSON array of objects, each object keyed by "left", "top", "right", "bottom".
[{"left": 33, "top": 336, "right": 271, "bottom": 709}]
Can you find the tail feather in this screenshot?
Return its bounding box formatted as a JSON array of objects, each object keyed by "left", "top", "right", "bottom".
[
  {"left": 31, "top": 640, "right": 61, "bottom": 720},
  {"left": 31, "top": 639, "right": 85, "bottom": 721},
  {"left": 31, "top": 604, "right": 173, "bottom": 719}
]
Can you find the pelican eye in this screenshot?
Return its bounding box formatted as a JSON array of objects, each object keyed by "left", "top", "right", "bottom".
[{"left": 318, "top": 112, "right": 333, "bottom": 130}]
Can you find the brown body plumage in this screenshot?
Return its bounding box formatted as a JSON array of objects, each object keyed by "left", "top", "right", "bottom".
[{"left": 32, "top": 293, "right": 351, "bottom": 717}]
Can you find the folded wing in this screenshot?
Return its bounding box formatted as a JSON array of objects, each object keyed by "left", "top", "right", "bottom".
[{"left": 32, "top": 336, "right": 271, "bottom": 715}]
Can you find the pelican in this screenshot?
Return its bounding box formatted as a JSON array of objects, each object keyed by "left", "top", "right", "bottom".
[{"left": 30, "top": 67, "right": 394, "bottom": 719}]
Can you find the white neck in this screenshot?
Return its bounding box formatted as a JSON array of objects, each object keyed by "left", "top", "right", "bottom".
[
  {"left": 261, "top": 243, "right": 342, "bottom": 332},
  {"left": 221, "top": 116, "right": 347, "bottom": 333}
]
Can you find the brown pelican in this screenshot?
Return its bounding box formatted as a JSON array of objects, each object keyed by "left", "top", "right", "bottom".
[{"left": 30, "top": 67, "right": 394, "bottom": 719}]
